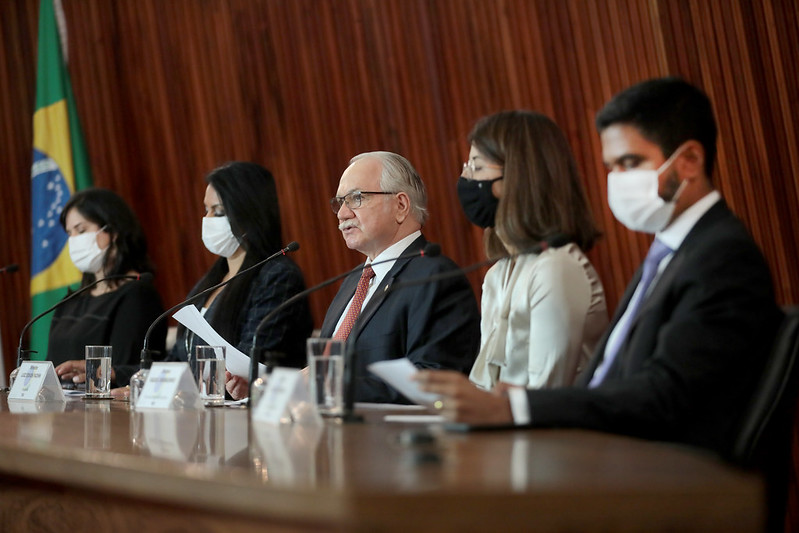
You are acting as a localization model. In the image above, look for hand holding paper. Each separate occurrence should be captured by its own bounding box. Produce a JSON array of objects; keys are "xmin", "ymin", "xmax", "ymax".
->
[
  {"xmin": 367, "ymin": 358, "xmax": 441, "ymax": 406},
  {"xmin": 172, "ymin": 306, "xmax": 265, "ymax": 379}
]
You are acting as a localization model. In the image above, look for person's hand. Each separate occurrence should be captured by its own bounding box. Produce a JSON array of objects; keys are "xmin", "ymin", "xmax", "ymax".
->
[
  {"xmin": 55, "ymin": 360, "xmax": 86, "ymax": 383},
  {"xmin": 225, "ymin": 371, "xmax": 249, "ymax": 400},
  {"xmin": 414, "ymin": 370, "xmax": 513, "ymax": 425},
  {"xmin": 110, "ymin": 386, "xmax": 130, "ymax": 401}
]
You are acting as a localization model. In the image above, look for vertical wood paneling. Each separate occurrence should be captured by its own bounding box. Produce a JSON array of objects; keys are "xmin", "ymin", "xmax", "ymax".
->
[
  {"xmin": 1, "ymin": 1, "xmax": 797, "ymax": 528},
  {"xmin": 0, "ymin": 1, "xmax": 38, "ymax": 381}
]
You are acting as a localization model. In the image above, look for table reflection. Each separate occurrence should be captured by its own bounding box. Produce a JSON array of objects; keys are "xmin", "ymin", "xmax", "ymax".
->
[
  {"xmin": 133, "ymin": 409, "xmax": 236, "ymax": 464},
  {"xmin": 7, "ymin": 399, "xmax": 66, "ymax": 415},
  {"xmin": 249, "ymin": 421, "xmax": 324, "ymax": 486},
  {"xmin": 84, "ymin": 400, "xmax": 111, "ymax": 450}
]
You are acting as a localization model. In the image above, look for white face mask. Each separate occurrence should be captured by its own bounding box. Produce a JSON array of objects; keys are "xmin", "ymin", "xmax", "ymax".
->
[
  {"xmin": 68, "ymin": 227, "xmax": 107, "ymax": 273},
  {"xmin": 202, "ymin": 216, "xmax": 240, "ymax": 258},
  {"xmin": 607, "ymin": 146, "xmax": 688, "ymax": 233}
]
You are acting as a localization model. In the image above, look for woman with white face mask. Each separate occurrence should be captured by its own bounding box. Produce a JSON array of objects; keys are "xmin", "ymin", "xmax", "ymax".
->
[
  {"xmin": 51, "ymin": 188, "xmax": 167, "ymax": 387},
  {"xmin": 168, "ymin": 162, "xmax": 313, "ymax": 396}
]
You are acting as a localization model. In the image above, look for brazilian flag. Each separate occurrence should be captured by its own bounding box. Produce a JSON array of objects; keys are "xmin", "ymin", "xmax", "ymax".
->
[{"xmin": 30, "ymin": 0, "xmax": 92, "ymax": 360}]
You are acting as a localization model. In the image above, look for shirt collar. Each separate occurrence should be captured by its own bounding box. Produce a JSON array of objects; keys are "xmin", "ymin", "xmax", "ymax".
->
[
  {"xmin": 657, "ymin": 190, "xmax": 721, "ymax": 251},
  {"xmin": 367, "ymin": 230, "xmax": 422, "ymax": 281}
]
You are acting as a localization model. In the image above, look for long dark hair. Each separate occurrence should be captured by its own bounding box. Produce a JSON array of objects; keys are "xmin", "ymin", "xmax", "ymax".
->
[
  {"xmin": 183, "ymin": 161, "xmax": 284, "ymax": 345},
  {"xmin": 60, "ymin": 188, "xmax": 154, "ymax": 288},
  {"xmin": 468, "ymin": 110, "xmax": 600, "ymax": 259}
]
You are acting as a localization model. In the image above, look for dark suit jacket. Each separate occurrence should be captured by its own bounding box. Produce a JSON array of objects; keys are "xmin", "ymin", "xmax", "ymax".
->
[
  {"xmin": 525, "ymin": 200, "xmax": 782, "ymax": 456},
  {"xmin": 321, "ymin": 235, "xmax": 481, "ymax": 403}
]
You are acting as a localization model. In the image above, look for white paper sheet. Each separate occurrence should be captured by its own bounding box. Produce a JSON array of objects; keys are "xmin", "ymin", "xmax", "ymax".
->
[
  {"xmin": 367, "ymin": 358, "xmax": 440, "ymax": 406},
  {"xmin": 354, "ymin": 402, "xmax": 426, "ymax": 411},
  {"xmin": 383, "ymin": 415, "xmax": 444, "ymax": 423},
  {"xmin": 172, "ymin": 305, "xmax": 265, "ymax": 379}
]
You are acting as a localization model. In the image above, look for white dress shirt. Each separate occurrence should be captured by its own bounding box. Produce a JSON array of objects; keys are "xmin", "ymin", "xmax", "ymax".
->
[{"xmin": 332, "ymin": 230, "xmax": 422, "ymax": 334}]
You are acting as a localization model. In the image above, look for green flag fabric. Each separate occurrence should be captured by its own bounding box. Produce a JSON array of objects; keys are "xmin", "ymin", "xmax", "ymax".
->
[{"xmin": 29, "ymin": 0, "xmax": 92, "ymax": 360}]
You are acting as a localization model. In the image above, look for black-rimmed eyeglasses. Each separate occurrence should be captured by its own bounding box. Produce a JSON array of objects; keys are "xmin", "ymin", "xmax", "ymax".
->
[{"xmin": 330, "ymin": 190, "xmax": 395, "ymax": 214}]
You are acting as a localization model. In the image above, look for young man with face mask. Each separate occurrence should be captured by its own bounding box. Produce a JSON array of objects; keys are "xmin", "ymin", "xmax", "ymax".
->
[{"xmin": 416, "ymin": 77, "xmax": 783, "ymax": 460}]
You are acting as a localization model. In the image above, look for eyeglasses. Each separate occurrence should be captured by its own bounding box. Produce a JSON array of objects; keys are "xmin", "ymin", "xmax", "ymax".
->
[
  {"xmin": 462, "ymin": 160, "xmax": 503, "ymax": 180},
  {"xmin": 330, "ymin": 190, "xmax": 395, "ymax": 214}
]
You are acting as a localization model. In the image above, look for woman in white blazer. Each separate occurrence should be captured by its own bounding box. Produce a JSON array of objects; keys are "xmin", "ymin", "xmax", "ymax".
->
[{"xmin": 456, "ymin": 110, "xmax": 608, "ymax": 390}]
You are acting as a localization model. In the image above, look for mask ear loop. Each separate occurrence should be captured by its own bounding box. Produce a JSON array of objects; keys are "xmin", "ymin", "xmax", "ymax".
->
[
  {"xmin": 95, "ymin": 224, "xmax": 112, "ymax": 248},
  {"xmin": 655, "ymin": 143, "xmax": 690, "ymax": 175},
  {"xmin": 96, "ymin": 224, "xmax": 116, "ymax": 282},
  {"xmin": 668, "ymin": 177, "xmax": 689, "ymax": 204},
  {"xmin": 656, "ymin": 143, "xmax": 691, "ymax": 203}
]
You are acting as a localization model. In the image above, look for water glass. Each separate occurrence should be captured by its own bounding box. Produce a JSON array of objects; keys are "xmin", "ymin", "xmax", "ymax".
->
[
  {"xmin": 307, "ymin": 338, "xmax": 344, "ymax": 416},
  {"xmin": 196, "ymin": 345, "xmax": 225, "ymax": 407},
  {"xmin": 85, "ymin": 345, "xmax": 112, "ymax": 399}
]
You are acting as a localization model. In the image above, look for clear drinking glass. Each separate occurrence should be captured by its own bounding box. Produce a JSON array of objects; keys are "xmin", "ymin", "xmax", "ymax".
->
[
  {"xmin": 85, "ymin": 345, "xmax": 112, "ymax": 399},
  {"xmin": 196, "ymin": 345, "xmax": 225, "ymax": 407},
  {"xmin": 307, "ymin": 338, "xmax": 344, "ymax": 416}
]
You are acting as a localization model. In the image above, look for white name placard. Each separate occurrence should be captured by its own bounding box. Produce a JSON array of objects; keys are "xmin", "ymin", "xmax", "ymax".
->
[
  {"xmin": 253, "ymin": 368, "xmax": 320, "ymax": 426},
  {"xmin": 8, "ymin": 361, "xmax": 66, "ymax": 402},
  {"xmin": 135, "ymin": 362, "xmax": 202, "ymax": 410}
]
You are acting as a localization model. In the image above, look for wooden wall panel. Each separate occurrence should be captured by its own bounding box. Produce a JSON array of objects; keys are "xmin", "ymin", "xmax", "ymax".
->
[
  {"xmin": 1, "ymin": 0, "xmax": 798, "ymax": 528},
  {"xmin": 0, "ymin": 1, "xmax": 38, "ymax": 380}
]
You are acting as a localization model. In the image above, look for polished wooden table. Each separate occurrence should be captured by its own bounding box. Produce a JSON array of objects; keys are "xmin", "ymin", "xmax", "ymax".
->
[{"xmin": 0, "ymin": 393, "xmax": 764, "ymax": 532}]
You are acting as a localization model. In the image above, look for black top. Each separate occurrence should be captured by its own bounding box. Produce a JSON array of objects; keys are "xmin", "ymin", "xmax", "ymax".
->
[{"xmin": 48, "ymin": 279, "xmax": 167, "ymax": 386}]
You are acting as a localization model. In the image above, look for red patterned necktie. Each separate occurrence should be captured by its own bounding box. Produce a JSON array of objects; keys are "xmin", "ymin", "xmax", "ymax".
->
[{"xmin": 333, "ymin": 265, "xmax": 375, "ymax": 340}]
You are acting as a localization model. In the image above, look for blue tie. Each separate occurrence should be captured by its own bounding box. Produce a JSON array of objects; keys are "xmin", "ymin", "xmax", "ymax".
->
[{"xmin": 589, "ymin": 239, "xmax": 673, "ymax": 387}]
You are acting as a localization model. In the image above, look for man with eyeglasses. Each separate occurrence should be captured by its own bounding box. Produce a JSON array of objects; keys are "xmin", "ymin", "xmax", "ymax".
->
[{"xmin": 321, "ymin": 151, "xmax": 480, "ymax": 403}]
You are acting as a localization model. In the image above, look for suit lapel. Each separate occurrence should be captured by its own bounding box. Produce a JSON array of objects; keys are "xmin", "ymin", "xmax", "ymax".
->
[
  {"xmin": 348, "ymin": 235, "xmax": 427, "ymax": 341},
  {"xmin": 320, "ymin": 272, "xmax": 361, "ymax": 337},
  {"xmin": 578, "ymin": 267, "xmax": 642, "ymax": 386},
  {"xmin": 350, "ymin": 272, "xmax": 396, "ymax": 339},
  {"xmin": 624, "ymin": 201, "xmax": 729, "ymax": 335},
  {"xmin": 585, "ymin": 201, "xmax": 730, "ymax": 383}
]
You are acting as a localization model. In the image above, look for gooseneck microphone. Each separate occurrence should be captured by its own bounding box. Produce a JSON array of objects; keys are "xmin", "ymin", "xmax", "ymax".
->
[
  {"xmin": 388, "ymin": 234, "xmax": 571, "ymax": 291},
  {"xmin": 16, "ymin": 272, "xmax": 154, "ymax": 367},
  {"xmin": 247, "ymin": 242, "xmax": 441, "ymax": 404},
  {"xmin": 0, "ymin": 264, "xmax": 19, "ymax": 274},
  {"xmin": 139, "ymin": 241, "xmax": 300, "ymax": 367}
]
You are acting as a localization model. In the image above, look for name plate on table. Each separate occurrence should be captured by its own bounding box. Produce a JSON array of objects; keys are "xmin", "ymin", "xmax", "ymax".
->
[
  {"xmin": 135, "ymin": 362, "xmax": 202, "ymax": 410},
  {"xmin": 252, "ymin": 368, "xmax": 321, "ymax": 426},
  {"xmin": 8, "ymin": 361, "xmax": 66, "ymax": 402}
]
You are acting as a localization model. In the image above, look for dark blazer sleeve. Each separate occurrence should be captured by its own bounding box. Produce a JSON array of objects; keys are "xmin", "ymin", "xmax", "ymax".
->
[
  {"xmin": 235, "ymin": 257, "xmax": 313, "ymax": 369},
  {"xmin": 525, "ymin": 203, "xmax": 782, "ymax": 456}
]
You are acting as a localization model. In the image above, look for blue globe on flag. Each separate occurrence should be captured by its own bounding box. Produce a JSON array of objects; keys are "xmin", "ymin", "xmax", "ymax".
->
[{"xmin": 31, "ymin": 148, "xmax": 70, "ymax": 276}]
